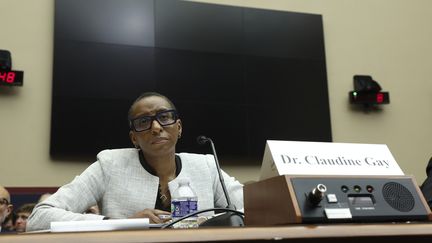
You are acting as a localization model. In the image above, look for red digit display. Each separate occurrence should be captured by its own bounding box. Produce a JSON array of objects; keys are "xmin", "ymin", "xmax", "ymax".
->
[
  {"xmin": 0, "ymin": 70, "xmax": 24, "ymax": 86},
  {"xmin": 349, "ymin": 91, "xmax": 389, "ymax": 105},
  {"xmin": 376, "ymin": 93, "xmax": 384, "ymax": 103},
  {"xmin": 6, "ymin": 72, "xmax": 15, "ymax": 83},
  {"xmin": 0, "ymin": 71, "xmax": 6, "ymax": 81}
]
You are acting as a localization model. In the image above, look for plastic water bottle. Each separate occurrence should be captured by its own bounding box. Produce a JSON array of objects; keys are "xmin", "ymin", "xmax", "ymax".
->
[{"xmin": 171, "ymin": 178, "xmax": 198, "ymax": 228}]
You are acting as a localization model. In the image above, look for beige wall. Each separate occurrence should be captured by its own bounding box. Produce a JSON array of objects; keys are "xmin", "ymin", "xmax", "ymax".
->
[{"xmin": 1, "ymin": 0, "xmax": 431, "ymax": 186}]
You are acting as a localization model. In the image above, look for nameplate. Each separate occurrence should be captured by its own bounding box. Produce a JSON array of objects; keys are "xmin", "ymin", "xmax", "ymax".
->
[{"xmin": 260, "ymin": 140, "xmax": 404, "ymax": 180}]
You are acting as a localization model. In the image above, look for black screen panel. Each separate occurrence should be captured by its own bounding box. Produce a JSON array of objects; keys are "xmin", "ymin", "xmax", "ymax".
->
[{"xmin": 51, "ymin": 0, "xmax": 332, "ymax": 164}]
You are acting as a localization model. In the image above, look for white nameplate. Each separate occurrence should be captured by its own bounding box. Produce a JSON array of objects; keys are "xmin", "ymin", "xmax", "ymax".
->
[{"xmin": 260, "ymin": 140, "xmax": 404, "ymax": 180}]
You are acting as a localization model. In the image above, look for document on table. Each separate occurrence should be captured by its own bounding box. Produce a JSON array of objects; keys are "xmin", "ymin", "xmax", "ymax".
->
[{"xmin": 50, "ymin": 218, "xmax": 162, "ymax": 232}]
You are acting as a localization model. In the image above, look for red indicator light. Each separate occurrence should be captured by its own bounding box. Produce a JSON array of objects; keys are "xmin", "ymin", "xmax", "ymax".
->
[{"xmin": 376, "ymin": 93, "xmax": 384, "ymax": 103}]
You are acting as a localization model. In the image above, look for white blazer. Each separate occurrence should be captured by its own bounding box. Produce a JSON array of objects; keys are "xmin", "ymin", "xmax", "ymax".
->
[{"xmin": 27, "ymin": 149, "xmax": 244, "ymax": 231}]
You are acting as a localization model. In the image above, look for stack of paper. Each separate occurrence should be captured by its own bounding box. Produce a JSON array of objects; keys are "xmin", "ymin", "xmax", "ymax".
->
[{"xmin": 50, "ymin": 218, "xmax": 158, "ymax": 233}]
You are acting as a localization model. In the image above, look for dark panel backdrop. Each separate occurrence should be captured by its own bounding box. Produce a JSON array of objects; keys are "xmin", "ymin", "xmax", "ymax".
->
[{"xmin": 51, "ymin": 0, "xmax": 332, "ymax": 164}]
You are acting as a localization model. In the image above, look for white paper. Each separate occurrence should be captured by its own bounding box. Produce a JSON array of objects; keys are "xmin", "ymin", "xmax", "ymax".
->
[{"xmin": 50, "ymin": 218, "xmax": 153, "ymax": 233}]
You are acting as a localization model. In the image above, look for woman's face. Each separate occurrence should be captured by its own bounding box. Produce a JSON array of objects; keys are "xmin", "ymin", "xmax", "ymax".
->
[{"xmin": 129, "ymin": 96, "xmax": 182, "ymax": 158}]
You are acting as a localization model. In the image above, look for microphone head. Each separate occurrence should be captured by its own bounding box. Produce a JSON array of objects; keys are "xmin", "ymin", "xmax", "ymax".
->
[{"xmin": 197, "ymin": 135, "xmax": 209, "ymax": 145}]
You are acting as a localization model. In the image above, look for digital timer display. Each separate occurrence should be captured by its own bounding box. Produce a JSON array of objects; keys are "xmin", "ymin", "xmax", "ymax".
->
[
  {"xmin": 349, "ymin": 91, "xmax": 390, "ymax": 105},
  {"xmin": 0, "ymin": 70, "xmax": 24, "ymax": 86}
]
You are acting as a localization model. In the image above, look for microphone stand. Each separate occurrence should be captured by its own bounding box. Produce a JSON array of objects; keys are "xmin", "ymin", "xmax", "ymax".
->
[{"xmin": 197, "ymin": 136, "xmax": 244, "ymax": 227}]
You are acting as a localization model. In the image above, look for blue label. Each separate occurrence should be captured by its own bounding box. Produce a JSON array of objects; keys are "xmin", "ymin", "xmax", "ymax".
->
[
  {"xmin": 189, "ymin": 200, "xmax": 197, "ymax": 212},
  {"xmin": 171, "ymin": 199, "xmax": 198, "ymax": 218}
]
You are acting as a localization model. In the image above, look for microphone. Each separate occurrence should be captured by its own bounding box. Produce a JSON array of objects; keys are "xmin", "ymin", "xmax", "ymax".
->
[
  {"xmin": 196, "ymin": 135, "xmax": 232, "ymax": 207},
  {"xmin": 196, "ymin": 135, "xmax": 208, "ymax": 145},
  {"xmin": 196, "ymin": 135, "xmax": 244, "ymax": 227}
]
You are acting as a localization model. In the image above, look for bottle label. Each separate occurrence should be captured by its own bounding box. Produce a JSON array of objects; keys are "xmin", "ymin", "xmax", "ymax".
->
[
  {"xmin": 171, "ymin": 199, "xmax": 198, "ymax": 218},
  {"xmin": 189, "ymin": 200, "xmax": 197, "ymax": 212}
]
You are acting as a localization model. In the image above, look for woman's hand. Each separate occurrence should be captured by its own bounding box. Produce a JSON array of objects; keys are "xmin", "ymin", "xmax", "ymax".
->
[{"xmin": 129, "ymin": 209, "xmax": 171, "ymax": 224}]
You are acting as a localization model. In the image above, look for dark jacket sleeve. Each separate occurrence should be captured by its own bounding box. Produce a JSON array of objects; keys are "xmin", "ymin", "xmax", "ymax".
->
[{"xmin": 420, "ymin": 157, "xmax": 432, "ymax": 208}]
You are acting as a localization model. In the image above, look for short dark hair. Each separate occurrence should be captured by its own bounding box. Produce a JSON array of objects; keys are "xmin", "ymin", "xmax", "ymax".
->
[
  {"xmin": 127, "ymin": 92, "xmax": 178, "ymax": 126},
  {"xmin": 15, "ymin": 203, "xmax": 36, "ymax": 214}
]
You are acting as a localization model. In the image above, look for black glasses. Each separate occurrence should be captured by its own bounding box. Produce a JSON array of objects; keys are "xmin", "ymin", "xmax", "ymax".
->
[
  {"xmin": 129, "ymin": 109, "xmax": 178, "ymax": 132},
  {"xmin": 0, "ymin": 198, "xmax": 9, "ymax": 206}
]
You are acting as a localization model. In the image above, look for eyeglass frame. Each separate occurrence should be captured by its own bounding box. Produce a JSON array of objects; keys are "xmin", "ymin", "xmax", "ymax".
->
[
  {"xmin": 0, "ymin": 198, "xmax": 9, "ymax": 206},
  {"xmin": 129, "ymin": 109, "xmax": 179, "ymax": 132}
]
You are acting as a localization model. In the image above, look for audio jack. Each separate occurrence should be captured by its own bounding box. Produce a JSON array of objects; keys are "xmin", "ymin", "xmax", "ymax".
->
[{"xmin": 308, "ymin": 184, "xmax": 327, "ymax": 206}]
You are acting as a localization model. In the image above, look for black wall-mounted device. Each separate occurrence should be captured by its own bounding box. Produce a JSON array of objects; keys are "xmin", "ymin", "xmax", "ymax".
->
[
  {"xmin": 349, "ymin": 75, "xmax": 389, "ymax": 107},
  {"xmin": 0, "ymin": 50, "xmax": 24, "ymax": 86}
]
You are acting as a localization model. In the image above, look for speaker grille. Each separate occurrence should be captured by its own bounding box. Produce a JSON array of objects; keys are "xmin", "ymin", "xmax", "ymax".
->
[{"xmin": 382, "ymin": 182, "xmax": 415, "ymax": 212}]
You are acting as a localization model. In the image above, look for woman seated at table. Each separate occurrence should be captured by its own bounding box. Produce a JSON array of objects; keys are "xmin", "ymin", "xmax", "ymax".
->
[{"xmin": 27, "ymin": 92, "xmax": 243, "ymax": 231}]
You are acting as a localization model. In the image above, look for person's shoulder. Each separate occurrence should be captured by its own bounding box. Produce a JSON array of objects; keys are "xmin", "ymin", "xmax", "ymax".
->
[
  {"xmin": 97, "ymin": 148, "xmax": 138, "ymax": 157},
  {"xmin": 178, "ymin": 152, "xmax": 215, "ymax": 167},
  {"xmin": 96, "ymin": 148, "xmax": 139, "ymax": 165},
  {"xmin": 178, "ymin": 152, "xmax": 209, "ymax": 160}
]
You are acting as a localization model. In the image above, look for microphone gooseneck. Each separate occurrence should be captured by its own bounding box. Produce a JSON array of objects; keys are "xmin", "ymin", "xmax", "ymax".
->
[
  {"xmin": 197, "ymin": 135, "xmax": 233, "ymax": 208},
  {"xmin": 195, "ymin": 135, "xmax": 244, "ymax": 227}
]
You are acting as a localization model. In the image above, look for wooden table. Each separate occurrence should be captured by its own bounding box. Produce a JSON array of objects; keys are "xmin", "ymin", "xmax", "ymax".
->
[{"xmin": 2, "ymin": 223, "xmax": 432, "ymax": 243}]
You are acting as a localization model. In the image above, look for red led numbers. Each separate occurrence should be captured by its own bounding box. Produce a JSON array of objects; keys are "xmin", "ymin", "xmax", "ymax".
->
[
  {"xmin": 0, "ymin": 71, "xmax": 6, "ymax": 81},
  {"xmin": 6, "ymin": 72, "xmax": 15, "ymax": 83},
  {"xmin": 0, "ymin": 71, "xmax": 16, "ymax": 83},
  {"xmin": 0, "ymin": 70, "xmax": 23, "ymax": 86}
]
